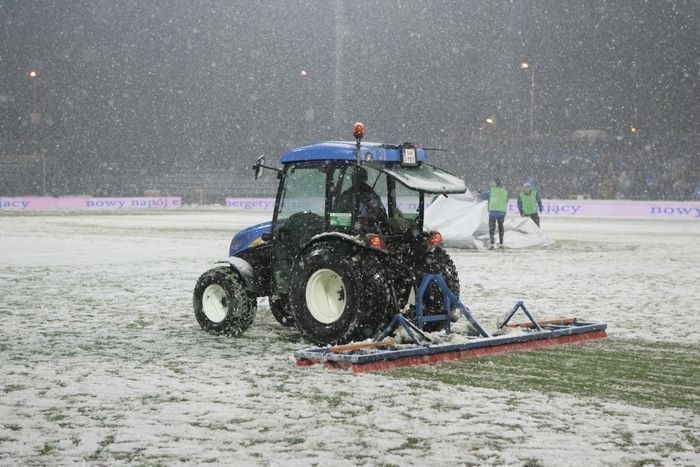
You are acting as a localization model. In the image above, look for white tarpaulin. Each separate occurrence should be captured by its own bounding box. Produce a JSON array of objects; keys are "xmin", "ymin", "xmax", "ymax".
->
[{"xmin": 424, "ymin": 191, "xmax": 552, "ymax": 249}]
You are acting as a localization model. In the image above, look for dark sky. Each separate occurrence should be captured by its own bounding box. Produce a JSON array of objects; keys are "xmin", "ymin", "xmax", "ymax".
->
[{"xmin": 0, "ymin": 0, "xmax": 698, "ymax": 170}]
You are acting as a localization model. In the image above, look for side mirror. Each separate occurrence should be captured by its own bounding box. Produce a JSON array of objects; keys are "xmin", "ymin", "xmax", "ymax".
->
[
  {"xmin": 253, "ymin": 155, "xmax": 266, "ymax": 180},
  {"xmin": 253, "ymin": 155, "xmax": 282, "ymax": 179}
]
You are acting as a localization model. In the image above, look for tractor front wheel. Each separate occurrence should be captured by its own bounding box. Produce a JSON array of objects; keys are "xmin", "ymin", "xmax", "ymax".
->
[{"xmin": 193, "ymin": 267, "xmax": 256, "ymax": 336}]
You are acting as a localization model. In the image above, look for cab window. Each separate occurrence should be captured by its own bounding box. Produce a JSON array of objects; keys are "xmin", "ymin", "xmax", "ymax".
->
[
  {"xmin": 277, "ymin": 165, "xmax": 326, "ymax": 221},
  {"xmin": 330, "ymin": 165, "xmax": 388, "ymax": 230},
  {"xmin": 392, "ymin": 181, "xmax": 420, "ymax": 220}
]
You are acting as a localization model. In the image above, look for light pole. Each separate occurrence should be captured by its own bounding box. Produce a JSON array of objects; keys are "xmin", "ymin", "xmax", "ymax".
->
[
  {"xmin": 333, "ymin": 0, "xmax": 345, "ymax": 134},
  {"xmin": 300, "ymin": 67, "xmax": 314, "ymax": 136},
  {"xmin": 521, "ymin": 62, "xmax": 535, "ymax": 139},
  {"xmin": 28, "ymin": 69, "xmax": 41, "ymax": 125},
  {"xmin": 28, "ymin": 69, "xmax": 45, "ymax": 195}
]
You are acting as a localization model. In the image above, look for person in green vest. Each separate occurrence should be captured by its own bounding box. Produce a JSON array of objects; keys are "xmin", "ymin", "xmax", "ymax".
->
[
  {"xmin": 479, "ymin": 178, "xmax": 508, "ymax": 249},
  {"xmin": 517, "ymin": 182, "xmax": 543, "ymax": 227}
]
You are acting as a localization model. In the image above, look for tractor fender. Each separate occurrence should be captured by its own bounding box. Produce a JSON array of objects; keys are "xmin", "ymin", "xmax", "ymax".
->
[
  {"xmin": 297, "ymin": 231, "xmax": 389, "ymax": 258},
  {"xmin": 214, "ymin": 256, "xmax": 264, "ymax": 295}
]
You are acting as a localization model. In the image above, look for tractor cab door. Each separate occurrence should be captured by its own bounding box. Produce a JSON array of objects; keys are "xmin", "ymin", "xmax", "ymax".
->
[
  {"xmin": 271, "ymin": 163, "xmax": 394, "ymax": 294},
  {"xmin": 270, "ymin": 164, "xmax": 328, "ymax": 294}
]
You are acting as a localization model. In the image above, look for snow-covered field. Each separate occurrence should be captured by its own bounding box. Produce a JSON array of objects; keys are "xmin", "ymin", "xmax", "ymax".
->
[{"xmin": 1, "ymin": 208, "xmax": 698, "ymax": 465}]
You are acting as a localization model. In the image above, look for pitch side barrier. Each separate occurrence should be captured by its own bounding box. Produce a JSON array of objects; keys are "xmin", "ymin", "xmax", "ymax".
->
[
  {"xmin": 0, "ymin": 196, "xmax": 182, "ymax": 211},
  {"xmin": 3, "ymin": 196, "xmax": 698, "ymax": 219},
  {"xmin": 224, "ymin": 197, "xmax": 700, "ymax": 220}
]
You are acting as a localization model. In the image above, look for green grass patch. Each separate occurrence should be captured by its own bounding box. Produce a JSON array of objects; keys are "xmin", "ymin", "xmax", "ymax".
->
[
  {"xmin": 387, "ymin": 436, "xmax": 429, "ymax": 453},
  {"xmin": 1, "ymin": 384, "xmax": 25, "ymax": 393},
  {"xmin": 303, "ymin": 390, "xmax": 350, "ymax": 409},
  {"xmin": 38, "ymin": 442, "xmax": 56, "ymax": 456},
  {"xmin": 284, "ymin": 436, "xmax": 305, "ymax": 445},
  {"xmin": 683, "ymin": 430, "xmax": 699, "ymax": 449},
  {"xmin": 85, "ymin": 434, "xmax": 115, "ymax": 462},
  {"xmin": 387, "ymin": 338, "xmax": 699, "ymax": 412}
]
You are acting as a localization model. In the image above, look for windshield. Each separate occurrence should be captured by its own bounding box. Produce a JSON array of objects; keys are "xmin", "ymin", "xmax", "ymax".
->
[{"xmin": 381, "ymin": 163, "xmax": 466, "ymax": 194}]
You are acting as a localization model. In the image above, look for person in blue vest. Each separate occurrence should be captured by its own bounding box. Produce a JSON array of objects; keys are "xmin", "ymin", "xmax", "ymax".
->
[
  {"xmin": 479, "ymin": 178, "xmax": 508, "ymax": 249},
  {"xmin": 517, "ymin": 182, "xmax": 543, "ymax": 227}
]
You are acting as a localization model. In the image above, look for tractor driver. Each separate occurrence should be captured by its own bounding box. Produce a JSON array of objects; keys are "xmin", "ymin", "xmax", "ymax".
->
[{"xmin": 335, "ymin": 166, "xmax": 388, "ymax": 231}]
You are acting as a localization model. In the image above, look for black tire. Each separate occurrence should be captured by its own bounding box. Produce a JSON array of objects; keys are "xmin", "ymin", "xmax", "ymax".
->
[
  {"xmin": 269, "ymin": 294, "xmax": 295, "ymax": 327},
  {"xmin": 193, "ymin": 267, "xmax": 256, "ymax": 336},
  {"xmin": 416, "ymin": 247, "xmax": 460, "ymax": 332},
  {"xmin": 289, "ymin": 241, "xmax": 391, "ymax": 345}
]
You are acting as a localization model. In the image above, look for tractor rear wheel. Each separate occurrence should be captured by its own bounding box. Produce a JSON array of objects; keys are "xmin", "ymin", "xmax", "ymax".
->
[
  {"xmin": 289, "ymin": 241, "xmax": 391, "ymax": 345},
  {"xmin": 416, "ymin": 247, "xmax": 460, "ymax": 332},
  {"xmin": 193, "ymin": 267, "xmax": 256, "ymax": 336}
]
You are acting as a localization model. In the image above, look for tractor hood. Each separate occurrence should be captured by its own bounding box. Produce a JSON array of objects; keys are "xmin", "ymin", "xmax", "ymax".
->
[
  {"xmin": 381, "ymin": 164, "xmax": 466, "ymax": 194},
  {"xmin": 229, "ymin": 220, "xmax": 272, "ymax": 256}
]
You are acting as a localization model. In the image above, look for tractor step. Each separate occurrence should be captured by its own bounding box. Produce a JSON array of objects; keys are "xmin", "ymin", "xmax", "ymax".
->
[{"xmin": 293, "ymin": 274, "xmax": 608, "ymax": 372}]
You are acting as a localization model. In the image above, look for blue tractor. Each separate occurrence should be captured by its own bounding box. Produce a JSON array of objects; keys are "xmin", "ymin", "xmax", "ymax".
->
[{"xmin": 193, "ymin": 123, "xmax": 466, "ymax": 345}]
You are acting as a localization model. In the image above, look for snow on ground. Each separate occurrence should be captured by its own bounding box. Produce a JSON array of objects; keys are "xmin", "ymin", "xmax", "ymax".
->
[{"xmin": 0, "ymin": 208, "xmax": 698, "ymax": 465}]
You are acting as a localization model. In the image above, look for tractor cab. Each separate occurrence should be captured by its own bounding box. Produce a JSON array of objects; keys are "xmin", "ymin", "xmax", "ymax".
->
[{"xmin": 259, "ymin": 129, "xmax": 465, "ymax": 298}]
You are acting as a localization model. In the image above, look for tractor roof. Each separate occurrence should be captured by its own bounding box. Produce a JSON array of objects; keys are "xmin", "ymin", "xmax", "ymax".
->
[
  {"xmin": 277, "ymin": 140, "xmax": 465, "ymax": 194},
  {"xmin": 279, "ymin": 141, "xmax": 428, "ymax": 164}
]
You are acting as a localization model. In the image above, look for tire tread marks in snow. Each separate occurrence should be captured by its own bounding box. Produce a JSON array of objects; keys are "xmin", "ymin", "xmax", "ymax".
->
[{"xmin": 193, "ymin": 266, "xmax": 256, "ymax": 336}]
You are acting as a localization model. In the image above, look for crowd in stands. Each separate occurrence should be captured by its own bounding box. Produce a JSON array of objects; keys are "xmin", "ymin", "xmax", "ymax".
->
[
  {"xmin": 2, "ymin": 133, "xmax": 698, "ymax": 202},
  {"xmin": 452, "ymin": 134, "xmax": 699, "ymax": 201}
]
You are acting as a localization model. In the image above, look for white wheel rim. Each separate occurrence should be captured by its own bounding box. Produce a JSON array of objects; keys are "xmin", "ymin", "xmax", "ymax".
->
[
  {"xmin": 202, "ymin": 284, "xmax": 228, "ymax": 323},
  {"xmin": 305, "ymin": 269, "xmax": 346, "ymax": 324}
]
